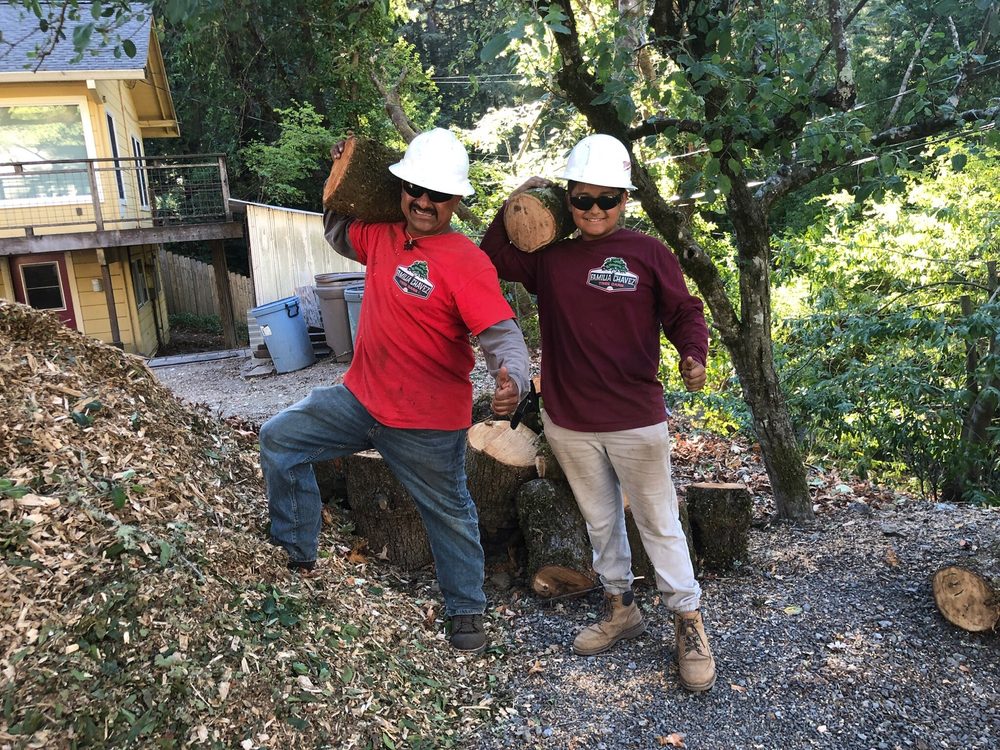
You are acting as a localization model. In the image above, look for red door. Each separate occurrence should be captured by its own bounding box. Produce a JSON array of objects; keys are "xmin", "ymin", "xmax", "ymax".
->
[{"xmin": 10, "ymin": 252, "xmax": 78, "ymax": 330}]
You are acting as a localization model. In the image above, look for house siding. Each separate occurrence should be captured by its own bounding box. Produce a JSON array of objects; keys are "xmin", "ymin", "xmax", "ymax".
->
[{"xmin": 246, "ymin": 203, "xmax": 363, "ymax": 306}]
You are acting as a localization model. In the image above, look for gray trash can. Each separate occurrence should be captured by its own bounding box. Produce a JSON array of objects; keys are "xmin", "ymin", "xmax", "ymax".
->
[
  {"xmin": 344, "ymin": 282, "xmax": 365, "ymax": 347},
  {"xmin": 314, "ymin": 272, "xmax": 365, "ymax": 362}
]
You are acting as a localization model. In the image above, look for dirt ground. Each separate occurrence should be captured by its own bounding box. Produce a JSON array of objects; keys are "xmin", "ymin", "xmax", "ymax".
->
[{"xmin": 151, "ymin": 354, "xmax": 350, "ymax": 425}]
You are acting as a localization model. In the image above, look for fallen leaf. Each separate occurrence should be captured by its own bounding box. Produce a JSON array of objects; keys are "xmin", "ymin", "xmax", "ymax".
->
[
  {"xmin": 884, "ymin": 547, "xmax": 900, "ymax": 568},
  {"xmin": 784, "ymin": 605, "xmax": 803, "ymax": 616},
  {"xmin": 527, "ymin": 660, "xmax": 545, "ymax": 675},
  {"xmin": 730, "ymin": 683, "xmax": 747, "ymax": 693},
  {"xmin": 656, "ymin": 733, "xmax": 686, "ymax": 747}
]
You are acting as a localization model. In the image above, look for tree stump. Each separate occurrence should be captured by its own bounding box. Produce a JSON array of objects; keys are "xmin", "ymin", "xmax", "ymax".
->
[
  {"xmin": 534, "ymin": 434, "xmax": 565, "ymax": 483},
  {"xmin": 503, "ymin": 186, "xmax": 575, "ymax": 253},
  {"xmin": 685, "ymin": 482, "xmax": 752, "ymax": 571},
  {"xmin": 322, "ymin": 135, "xmax": 404, "ymax": 223},
  {"xmin": 516, "ymin": 478, "xmax": 595, "ymax": 598},
  {"xmin": 466, "ymin": 420, "xmax": 539, "ymax": 534},
  {"xmin": 625, "ymin": 496, "xmax": 699, "ymax": 583},
  {"xmin": 932, "ymin": 565, "xmax": 999, "ymax": 632},
  {"xmin": 314, "ymin": 457, "xmax": 346, "ymax": 504},
  {"xmin": 344, "ymin": 450, "xmax": 432, "ymax": 570}
]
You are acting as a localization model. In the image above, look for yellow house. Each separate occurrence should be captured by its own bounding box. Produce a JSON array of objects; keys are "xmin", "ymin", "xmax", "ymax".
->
[{"xmin": 0, "ymin": 3, "xmax": 242, "ymax": 356}]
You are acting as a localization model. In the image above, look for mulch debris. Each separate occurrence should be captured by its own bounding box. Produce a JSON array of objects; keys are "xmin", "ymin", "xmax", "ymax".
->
[{"xmin": 0, "ymin": 301, "xmax": 507, "ymax": 748}]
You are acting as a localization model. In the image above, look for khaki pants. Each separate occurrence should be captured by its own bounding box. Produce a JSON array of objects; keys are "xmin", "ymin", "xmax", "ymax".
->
[{"xmin": 543, "ymin": 413, "xmax": 700, "ymax": 612}]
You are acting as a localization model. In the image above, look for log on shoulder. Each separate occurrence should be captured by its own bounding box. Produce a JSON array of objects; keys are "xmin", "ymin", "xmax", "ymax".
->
[
  {"xmin": 466, "ymin": 420, "xmax": 539, "ymax": 534},
  {"xmin": 516, "ymin": 478, "xmax": 595, "ymax": 598},
  {"xmin": 322, "ymin": 135, "xmax": 405, "ymax": 223},
  {"xmin": 932, "ymin": 564, "xmax": 999, "ymax": 633},
  {"xmin": 344, "ymin": 449, "xmax": 432, "ymax": 571},
  {"xmin": 503, "ymin": 186, "xmax": 575, "ymax": 253},
  {"xmin": 685, "ymin": 482, "xmax": 752, "ymax": 572}
]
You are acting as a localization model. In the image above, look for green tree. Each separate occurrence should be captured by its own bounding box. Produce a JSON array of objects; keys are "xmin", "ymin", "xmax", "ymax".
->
[
  {"xmin": 240, "ymin": 102, "xmax": 333, "ymax": 207},
  {"xmin": 486, "ymin": 0, "xmax": 999, "ymax": 519},
  {"xmin": 775, "ymin": 143, "xmax": 1000, "ymax": 503}
]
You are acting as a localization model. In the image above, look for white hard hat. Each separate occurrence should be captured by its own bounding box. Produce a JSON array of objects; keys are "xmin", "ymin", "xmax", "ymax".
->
[
  {"xmin": 560, "ymin": 134, "xmax": 636, "ymax": 190},
  {"xmin": 389, "ymin": 128, "xmax": 475, "ymax": 197}
]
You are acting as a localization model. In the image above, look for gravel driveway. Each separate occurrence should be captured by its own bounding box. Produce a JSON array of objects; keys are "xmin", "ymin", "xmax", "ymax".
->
[{"xmin": 152, "ymin": 353, "xmax": 1000, "ymax": 750}]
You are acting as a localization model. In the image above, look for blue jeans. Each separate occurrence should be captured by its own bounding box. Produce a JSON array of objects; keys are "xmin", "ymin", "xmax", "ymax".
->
[{"xmin": 259, "ymin": 384, "xmax": 486, "ymax": 616}]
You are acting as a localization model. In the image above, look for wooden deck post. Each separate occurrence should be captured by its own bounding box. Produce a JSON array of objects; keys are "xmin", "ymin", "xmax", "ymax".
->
[{"xmin": 210, "ymin": 239, "xmax": 238, "ymax": 349}]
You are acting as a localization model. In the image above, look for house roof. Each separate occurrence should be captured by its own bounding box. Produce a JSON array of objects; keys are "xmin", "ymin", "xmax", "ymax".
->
[{"xmin": 0, "ymin": 2, "xmax": 179, "ymax": 137}]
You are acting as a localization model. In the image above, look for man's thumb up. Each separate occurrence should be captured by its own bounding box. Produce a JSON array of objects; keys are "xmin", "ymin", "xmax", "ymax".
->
[{"xmin": 491, "ymin": 365, "xmax": 519, "ymax": 416}]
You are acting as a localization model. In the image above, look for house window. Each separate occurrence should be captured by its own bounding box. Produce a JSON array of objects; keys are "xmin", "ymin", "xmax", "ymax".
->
[
  {"xmin": 0, "ymin": 104, "xmax": 90, "ymax": 201},
  {"xmin": 131, "ymin": 257, "xmax": 150, "ymax": 307},
  {"xmin": 131, "ymin": 136, "xmax": 149, "ymax": 208},
  {"xmin": 106, "ymin": 114, "xmax": 126, "ymax": 201},
  {"xmin": 20, "ymin": 262, "xmax": 66, "ymax": 310}
]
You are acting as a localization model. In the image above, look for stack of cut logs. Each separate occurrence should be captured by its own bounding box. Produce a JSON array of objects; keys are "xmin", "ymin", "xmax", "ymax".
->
[{"xmin": 329, "ymin": 415, "xmax": 755, "ymax": 599}]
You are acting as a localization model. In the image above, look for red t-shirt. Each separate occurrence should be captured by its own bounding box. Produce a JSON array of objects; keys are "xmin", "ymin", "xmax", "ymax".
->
[{"xmin": 345, "ymin": 221, "xmax": 514, "ymax": 430}]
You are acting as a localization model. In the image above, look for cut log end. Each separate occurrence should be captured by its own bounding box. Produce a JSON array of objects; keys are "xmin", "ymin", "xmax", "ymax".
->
[
  {"xmin": 932, "ymin": 565, "xmax": 1000, "ymax": 633},
  {"xmin": 503, "ymin": 186, "xmax": 574, "ymax": 253},
  {"xmin": 531, "ymin": 565, "xmax": 595, "ymax": 599},
  {"xmin": 468, "ymin": 420, "xmax": 539, "ymax": 467}
]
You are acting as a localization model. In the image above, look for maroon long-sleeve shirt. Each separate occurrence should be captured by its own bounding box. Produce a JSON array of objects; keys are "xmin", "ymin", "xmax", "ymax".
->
[{"xmin": 480, "ymin": 209, "xmax": 709, "ymax": 432}]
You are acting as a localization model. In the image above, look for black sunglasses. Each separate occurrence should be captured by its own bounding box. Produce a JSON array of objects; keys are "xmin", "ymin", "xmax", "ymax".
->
[
  {"xmin": 569, "ymin": 192, "xmax": 624, "ymax": 211},
  {"xmin": 403, "ymin": 181, "xmax": 454, "ymax": 203}
]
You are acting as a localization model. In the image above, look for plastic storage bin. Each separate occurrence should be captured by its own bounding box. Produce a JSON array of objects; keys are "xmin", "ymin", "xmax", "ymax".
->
[
  {"xmin": 314, "ymin": 272, "xmax": 365, "ymax": 362},
  {"xmin": 250, "ymin": 295, "xmax": 316, "ymax": 373},
  {"xmin": 344, "ymin": 283, "xmax": 365, "ymax": 347}
]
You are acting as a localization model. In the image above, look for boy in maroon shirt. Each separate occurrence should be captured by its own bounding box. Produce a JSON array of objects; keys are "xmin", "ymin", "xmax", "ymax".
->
[{"xmin": 480, "ymin": 134, "xmax": 716, "ymax": 691}]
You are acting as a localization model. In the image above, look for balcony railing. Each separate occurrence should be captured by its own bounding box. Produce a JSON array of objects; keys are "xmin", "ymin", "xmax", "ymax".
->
[{"xmin": 0, "ymin": 154, "xmax": 233, "ymax": 236}]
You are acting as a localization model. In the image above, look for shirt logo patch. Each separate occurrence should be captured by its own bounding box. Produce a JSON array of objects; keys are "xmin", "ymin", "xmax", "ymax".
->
[
  {"xmin": 394, "ymin": 260, "xmax": 434, "ymax": 299},
  {"xmin": 587, "ymin": 257, "xmax": 638, "ymax": 293}
]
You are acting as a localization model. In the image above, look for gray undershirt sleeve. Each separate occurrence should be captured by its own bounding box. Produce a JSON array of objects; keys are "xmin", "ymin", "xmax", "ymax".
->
[
  {"xmin": 478, "ymin": 318, "xmax": 531, "ymax": 398},
  {"xmin": 323, "ymin": 209, "xmax": 358, "ymax": 261}
]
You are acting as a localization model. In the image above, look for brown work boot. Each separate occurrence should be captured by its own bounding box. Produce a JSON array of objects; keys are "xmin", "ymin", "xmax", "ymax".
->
[
  {"xmin": 573, "ymin": 590, "xmax": 645, "ymax": 655},
  {"xmin": 675, "ymin": 610, "xmax": 716, "ymax": 691}
]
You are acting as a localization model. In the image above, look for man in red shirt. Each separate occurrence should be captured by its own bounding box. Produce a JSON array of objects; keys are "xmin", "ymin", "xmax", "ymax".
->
[
  {"xmin": 480, "ymin": 134, "xmax": 716, "ymax": 690},
  {"xmin": 261, "ymin": 128, "xmax": 530, "ymax": 654}
]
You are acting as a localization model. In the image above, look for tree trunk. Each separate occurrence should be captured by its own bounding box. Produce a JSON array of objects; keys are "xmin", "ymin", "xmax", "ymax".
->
[
  {"xmin": 516, "ymin": 478, "xmax": 595, "ymax": 596},
  {"xmin": 466, "ymin": 420, "xmax": 539, "ymax": 534},
  {"xmin": 322, "ymin": 136, "xmax": 404, "ymax": 223},
  {"xmin": 344, "ymin": 449, "xmax": 432, "ymax": 570},
  {"xmin": 503, "ymin": 186, "xmax": 575, "ymax": 253},
  {"xmin": 723, "ymin": 185, "xmax": 814, "ymax": 520},
  {"xmin": 932, "ymin": 565, "xmax": 999, "ymax": 632},
  {"xmin": 685, "ymin": 482, "xmax": 752, "ymax": 571}
]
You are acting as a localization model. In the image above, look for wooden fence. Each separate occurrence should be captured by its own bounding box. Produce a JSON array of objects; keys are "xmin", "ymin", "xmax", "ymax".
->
[{"xmin": 158, "ymin": 249, "xmax": 254, "ymax": 320}]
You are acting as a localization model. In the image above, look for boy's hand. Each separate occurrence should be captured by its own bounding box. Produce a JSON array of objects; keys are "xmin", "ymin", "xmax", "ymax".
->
[
  {"xmin": 680, "ymin": 356, "xmax": 706, "ymax": 392},
  {"xmin": 510, "ymin": 176, "xmax": 555, "ymax": 198},
  {"xmin": 330, "ymin": 140, "xmax": 347, "ymax": 161},
  {"xmin": 491, "ymin": 365, "xmax": 521, "ymax": 416}
]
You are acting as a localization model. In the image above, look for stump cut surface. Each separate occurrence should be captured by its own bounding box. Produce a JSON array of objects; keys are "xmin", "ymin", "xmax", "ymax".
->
[{"xmin": 932, "ymin": 565, "xmax": 999, "ymax": 632}]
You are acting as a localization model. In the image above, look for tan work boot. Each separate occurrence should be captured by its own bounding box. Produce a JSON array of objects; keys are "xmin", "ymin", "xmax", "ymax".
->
[
  {"xmin": 573, "ymin": 590, "xmax": 645, "ymax": 655},
  {"xmin": 675, "ymin": 610, "xmax": 717, "ymax": 691}
]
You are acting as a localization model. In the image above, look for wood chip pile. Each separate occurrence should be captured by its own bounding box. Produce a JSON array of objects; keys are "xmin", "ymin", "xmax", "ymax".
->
[{"xmin": 0, "ymin": 301, "xmax": 507, "ymax": 749}]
